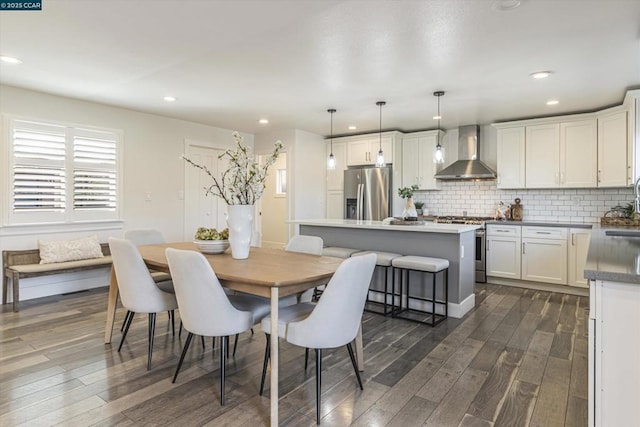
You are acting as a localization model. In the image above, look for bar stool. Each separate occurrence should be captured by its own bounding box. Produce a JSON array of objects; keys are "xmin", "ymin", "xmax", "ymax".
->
[
  {"xmin": 317, "ymin": 247, "xmax": 363, "ymax": 300},
  {"xmin": 352, "ymin": 250, "xmax": 402, "ymax": 315},
  {"xmin": 391, "ymin": 255, "xmax": 449, "ymax": 326}
]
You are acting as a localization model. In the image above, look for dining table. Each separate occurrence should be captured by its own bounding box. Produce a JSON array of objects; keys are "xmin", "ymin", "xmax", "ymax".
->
[{"xmin": 103, "ymin": 242, "xmax": 362, "ymax": 426}]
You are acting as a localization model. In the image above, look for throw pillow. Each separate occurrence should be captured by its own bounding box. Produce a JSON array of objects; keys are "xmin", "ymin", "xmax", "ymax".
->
[{"xmin": 39, "ymin": 235, "xmax": 104, "ymax": 264}]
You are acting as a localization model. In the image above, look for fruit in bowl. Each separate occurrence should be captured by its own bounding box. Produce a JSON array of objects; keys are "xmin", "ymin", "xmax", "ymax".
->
[{"xmin": 194, "ymin": 227, "xmax": 230, "ymax": 254}]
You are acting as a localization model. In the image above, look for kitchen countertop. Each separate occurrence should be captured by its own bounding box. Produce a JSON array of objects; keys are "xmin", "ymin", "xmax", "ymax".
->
[
  {"xmin": 584, "ymin": 227, "xmax": 640, "ymax": 284},
  {"xmin": 290, "ymin": 218, "xmax": 480, "ymax": 234}
]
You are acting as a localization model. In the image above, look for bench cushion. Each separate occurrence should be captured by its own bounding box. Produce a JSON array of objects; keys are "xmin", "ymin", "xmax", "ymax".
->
[
  {"xmin": 392, "ymin": 256, "xmax": 449, "ymax": 272},
  {"xmin": 39, "ymin": 235, "xmax": 104, "ymax": 264},
  {"xmin": 352, "ymin": 250, "xmax": 402, "ymax": 266},
  {"xmin": 9, "ymin": 255, "xmax": 112, "ymax": 274},
  {"xmin": 322, "ymin": 247, "xmax": 362, "ymax": 259}
]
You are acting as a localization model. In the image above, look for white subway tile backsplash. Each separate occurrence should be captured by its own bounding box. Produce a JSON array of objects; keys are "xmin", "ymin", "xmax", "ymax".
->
[{"xmin": 413, "ymin": 181, "xmax": 634, "ymax": 223}]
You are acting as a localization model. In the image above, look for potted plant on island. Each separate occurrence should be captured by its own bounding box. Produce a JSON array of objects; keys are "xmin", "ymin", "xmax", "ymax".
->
[
  {"xmin": 398, "ymin": 185, "xmax": 419, "ymax": 220},
  {"xmin": 414, "ymin": 201, "xmax": 425, "ymax": 216}
]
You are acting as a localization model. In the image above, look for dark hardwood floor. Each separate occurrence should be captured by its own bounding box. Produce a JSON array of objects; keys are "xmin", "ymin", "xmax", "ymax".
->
[{"xmin": 0, "ymin": 283, "xmax": 588, "ymax": 426}]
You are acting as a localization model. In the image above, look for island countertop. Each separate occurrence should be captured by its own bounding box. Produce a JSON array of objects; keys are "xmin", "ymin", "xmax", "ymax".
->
[
  {"xmin": 289, "ymin": 218, "xmax": 480, "ymax": 234},
  {"xmin": 584, "ymin": 228, "xmax": 640, "ymax": 284}
]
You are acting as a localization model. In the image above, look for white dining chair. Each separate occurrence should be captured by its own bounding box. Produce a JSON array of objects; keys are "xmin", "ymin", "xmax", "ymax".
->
[
  {"xmin": 109, "ymin": 237, "xmax": 178, "ymax": 370},
  {"xmin": 258, "ymin": 253, "xmax": 376, "ymax": 424},
  {"xmin": 123, "ymin": 229, "xmax": 174, "ymax": 333},
  {"xmin": 165, "ymin": 247, "xmax": 271, "ymax": 406},
  {"xmin": 285, "ymin": 235, "xmax": 324, "ymax": 303}
]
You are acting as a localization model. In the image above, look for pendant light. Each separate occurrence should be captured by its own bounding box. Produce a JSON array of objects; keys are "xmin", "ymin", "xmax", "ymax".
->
[
  {"xmin": 375, "ymin": 101, "xmax": 386, "ymax": 167},
  {"xmin": 433, "ymin": 91, "xmax": 445, "ymax": 164},
  {"xmin": 326, "ymin": 108, "xmax": 337, "ymax": 170}
]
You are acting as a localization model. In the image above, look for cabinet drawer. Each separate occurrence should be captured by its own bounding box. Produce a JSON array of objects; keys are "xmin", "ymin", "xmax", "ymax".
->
[
  {"xmin": 522, "ymin": 226, "xmax": 567, "ymax": 239},
  {"xmin": 487, "ymin": 225, "xmax": 521, "ymax": 237}
]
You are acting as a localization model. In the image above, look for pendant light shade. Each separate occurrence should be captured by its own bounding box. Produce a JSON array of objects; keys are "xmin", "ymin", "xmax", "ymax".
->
[
  {"xmin": 327, "ymin": 108, "xmax": 336, "ymax": 170},
  {"xmin": 433, "ymin": 91, "xmax": 445, "ymax": 164},
  {"xmin": 376, "ymin": 101, "xmax": 386, "ymax": 167}
]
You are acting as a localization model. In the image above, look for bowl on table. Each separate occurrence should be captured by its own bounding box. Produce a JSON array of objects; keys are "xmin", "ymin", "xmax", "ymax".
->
[{"xmin": 194, "ymin": 239, "xmax": 230, "ymax": 254}]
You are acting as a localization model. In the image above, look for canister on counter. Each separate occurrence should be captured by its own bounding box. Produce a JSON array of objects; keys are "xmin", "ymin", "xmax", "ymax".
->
[{"xmin": 511, "ymin": 198, "xmax": 523, "ymax": 221}]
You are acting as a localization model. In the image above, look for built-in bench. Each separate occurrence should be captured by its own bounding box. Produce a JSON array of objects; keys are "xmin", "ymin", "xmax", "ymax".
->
[{"xmin": 2, "ymin": 243, "xmax": 112, "ymax": 312}]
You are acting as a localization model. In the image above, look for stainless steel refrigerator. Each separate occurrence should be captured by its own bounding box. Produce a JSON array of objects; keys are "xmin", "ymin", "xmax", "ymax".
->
[{"xmin": 344, "ymin": 166, "xmax": 392, "ymax": 220}]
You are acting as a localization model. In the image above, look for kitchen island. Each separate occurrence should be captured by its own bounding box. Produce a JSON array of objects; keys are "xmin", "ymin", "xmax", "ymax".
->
[
  {"xmin": 292, "ymin": 219, "xmax": 480, "ymax": 318},
  {"xmin": 584, "ymin": 227, "xmax": 640, "ymax": 427}
]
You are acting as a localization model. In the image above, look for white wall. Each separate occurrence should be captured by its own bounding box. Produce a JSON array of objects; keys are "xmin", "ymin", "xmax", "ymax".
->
[{"xmin": 0, "ymin": 85, "xmax": 251, "ymax": 301}]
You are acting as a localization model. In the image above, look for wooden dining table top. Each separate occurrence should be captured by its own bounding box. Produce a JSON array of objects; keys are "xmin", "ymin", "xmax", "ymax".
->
[{"xmin": 136, "ymin": 242, "xmax": 343, "ymax": 298}]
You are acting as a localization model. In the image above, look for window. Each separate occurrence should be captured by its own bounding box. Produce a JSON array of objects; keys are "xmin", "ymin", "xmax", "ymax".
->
[
  {"xmin": 276, "ymin": 168, "xmax": 287, "ymax": 195},
  {"xmin": 6, "ymin": 118, "xmax": 121, "ymax": 225}
]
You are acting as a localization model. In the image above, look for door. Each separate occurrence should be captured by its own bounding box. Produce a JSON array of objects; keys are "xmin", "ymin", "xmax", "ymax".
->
[
  {"xmin": 184, "ymin": 144, "xmax": 226, "ymax": 240},
  {"xmin": 526, "ymin": 123, "xmax": 560, "ymax": 188},
  {"xmin": 496, "ymin": 126, "xmax": 526, "ymax": 188},
  {"xmin": 260, "ymin": 153, "xmax": 288, "ymax": 249},
  {"xmin": 598, "ymin": 110, "xmax": 628, "ymax": 187},
  {"xmin": 362, "ymin": 167, "xmax": 390, "ymax": 221},
  {"xmin": 560, "ymin": 119, "xmax": 597, "ymax": 187},
  {"xmin": 521, "ymin": 238, "xmax": 568, "ymax": 285}
]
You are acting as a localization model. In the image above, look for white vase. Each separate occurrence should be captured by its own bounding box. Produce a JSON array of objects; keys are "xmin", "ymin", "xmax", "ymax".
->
[
  {"xmin": 226, "ymin": 204, "xmax": 254, "ymax": 259},
  {"xmin": 402, "ymin": 197, "xmax": 418, "ymax": 219}
]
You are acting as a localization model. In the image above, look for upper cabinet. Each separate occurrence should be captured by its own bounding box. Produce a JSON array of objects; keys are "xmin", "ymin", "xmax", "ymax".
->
[
  {"xmin": 346, "ymin": 135, "xmax": 394, "ymax": 166},
  {"xmin": 496, "ymin": 127, "xmax": 525, "ymax": 189},
  {"xmin": 597, "ymin": 109, "xmax": 628, "ymax": 187},
  {"xmin": 402, "ymin": 130, "xmax": 443, "ymax": 190},
  {"xmin": 494, "ymin": 114, "xmax": 605, "ymax": 189}
]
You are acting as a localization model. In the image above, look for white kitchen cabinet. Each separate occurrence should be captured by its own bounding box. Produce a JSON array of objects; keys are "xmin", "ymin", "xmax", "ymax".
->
[
  {"xmin": 568, "ymin": 228, "xmax": 591, "ymax": 288},
  {"xmin": 326, "ymin": 141, "xmax": 347, "ymax": 191},
  {"xmin": 401, "ymin": 130, "xmax": 443, "ymax": 190},
  {"xmin": 521, "ymin": 226, "xmax": 568, "ymax": 285},
  {"xmin": 346, "ymin": 135, "xmax": 394, "ymax": 166},
  {"xmin": 486, "ymin": 224, "xmax": 521, "ymax": 279},
  {"xmin": 525, "ymin": 123, "xmax": 560, "ymax": 188},
  {"xmin": 597, "ymin": 109, "xmax": 628, "ymax": 187},
  {"xmin": 560, "ymin": 119, "xmax": 598, "ymax": 187},
  {"xmin": 590, "ymin": 279, "xmax": 640, "ymax": 426},
  {"xmin": 326, "ymin": 190, "xmax": 344, "ymax": 219},
  {"xmin": 496, "ymin": 126, "xmax": 526, "ymax": 189}
]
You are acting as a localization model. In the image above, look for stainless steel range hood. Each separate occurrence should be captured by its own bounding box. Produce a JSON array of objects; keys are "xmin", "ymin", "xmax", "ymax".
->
[{"xmin": 434, "ymin": 125, "xmax": 497, "ymax": 180}]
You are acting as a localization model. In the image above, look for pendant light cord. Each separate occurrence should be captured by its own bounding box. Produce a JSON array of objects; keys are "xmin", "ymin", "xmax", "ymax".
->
[{"xmin": 328, "ymin": 108, "xmax": 336, "ymax": 154}]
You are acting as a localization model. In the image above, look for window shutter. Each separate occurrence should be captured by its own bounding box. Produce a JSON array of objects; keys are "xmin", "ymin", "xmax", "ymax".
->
[
  {"xmin": 72, "ymin": 130, "xmax": 117, "ymax": 211},
  {"xmin": 11, "ymin": 121, "xmax": 67, "ymax": 212}
]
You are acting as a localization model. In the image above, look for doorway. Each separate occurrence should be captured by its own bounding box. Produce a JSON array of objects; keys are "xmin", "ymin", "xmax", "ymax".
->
[{"xmin": 258, "ymin": 153, "xmax": 288, "ymax": 248}]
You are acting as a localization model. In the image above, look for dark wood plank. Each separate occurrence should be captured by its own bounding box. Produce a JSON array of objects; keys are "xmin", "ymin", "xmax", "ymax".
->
[{"xmin": 493, "ymin": 380, "xmax": 538, "ymax": 427}]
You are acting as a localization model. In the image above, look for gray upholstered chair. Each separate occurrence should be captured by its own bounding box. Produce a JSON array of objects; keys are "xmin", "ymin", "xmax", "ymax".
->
[
  {"xmin": 285, "ymin": 235, "xmax": 324, "ymax": 302},
  {"xmin": 165, "ymin": 247, "xmax": 271, "ymax": 406},
  {"xmin": 259, "ymin": 253, "xmax": 376, "ymax": 424},
  {"xmin": 109, "ymin": 237, "xmax": 178, "ymax": 370}
]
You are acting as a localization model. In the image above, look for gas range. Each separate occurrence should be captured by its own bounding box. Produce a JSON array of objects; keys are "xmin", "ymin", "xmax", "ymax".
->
[{"xmin": 430, "ymin": 216, "xmax": 493, "ymax": 226}]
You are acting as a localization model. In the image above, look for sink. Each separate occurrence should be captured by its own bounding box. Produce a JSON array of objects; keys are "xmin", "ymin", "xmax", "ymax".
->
[{"xmin": 605, "ymin": 229, "xmax": 640, "ymax": 237}]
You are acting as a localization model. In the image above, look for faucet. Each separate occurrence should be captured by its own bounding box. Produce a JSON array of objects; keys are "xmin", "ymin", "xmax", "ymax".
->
[{"xmin": 635, "ymin": 177, "xmax": 640, "ymax": 215}]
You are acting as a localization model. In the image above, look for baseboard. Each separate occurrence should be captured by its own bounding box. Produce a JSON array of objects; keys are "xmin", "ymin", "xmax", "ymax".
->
[
  {"xmin": 487, "ymin": 277, "xmax": 589, "ymax": 296},
  {"xmin": 448, "ymin": 293, "xmax": 475, "ymax": 318}
]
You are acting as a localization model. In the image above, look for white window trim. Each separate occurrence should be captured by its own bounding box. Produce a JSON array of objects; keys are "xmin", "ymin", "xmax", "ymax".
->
[{"xmin": 1, "ymin": 114, "xmax": 124, "ymax": 228}]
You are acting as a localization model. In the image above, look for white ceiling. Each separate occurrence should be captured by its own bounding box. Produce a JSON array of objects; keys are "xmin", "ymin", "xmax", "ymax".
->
[{"xmin": 1, "ymin": 0, "xmax": 639, "ymax": 137}]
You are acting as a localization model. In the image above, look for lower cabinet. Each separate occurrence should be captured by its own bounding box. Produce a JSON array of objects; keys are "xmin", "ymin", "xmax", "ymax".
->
[
  {"xmin": 521, "ymin": 226, "xmax": 568, "ymax": 285},
  {"xmin": 589, "ymin": 279, "xmax": 640, "ymax": 426},
  {"xmin": 568, "ymin": 228, "xmax": 591, "ymax": 288},
  {"xmin": 326, "ymin": 190, "xmax": 344, "ymax": 219},
  {"xmin": 486, "ymin": 225, "xmax": 521, "ymax": 279}
]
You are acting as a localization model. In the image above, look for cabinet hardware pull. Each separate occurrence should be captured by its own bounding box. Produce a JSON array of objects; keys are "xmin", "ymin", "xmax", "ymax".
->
[
  {"xmin": 560, "ymin": 172, "xmax": 564, "ymax": 184},
  {"xmin": 536, "ymin": 231, "xmax": 551, "ymax": 234},
  {"xmin": 522, "ymin": 242, "xmax": 525, "ymax": 254},
  {"xmin": 598, "ymin": 170, "xmax": 602, "ymax": 183},
  {"xmin": 572, "ymin": 234, "xmax": 575, "ymax": 245}
]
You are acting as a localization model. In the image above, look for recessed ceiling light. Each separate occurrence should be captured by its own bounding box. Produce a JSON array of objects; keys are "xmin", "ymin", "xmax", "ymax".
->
[
  {"xmin": 546, "ymin": 99, "xmax": 559, "ymax": 106},
  {"xmin": 531, "ymin": 71, "xmax": 552, "ymax": 79},
  {"xmin": 258, "ymin": 119, "xmax": 269, "ymax": 124},
  {"xmin": 492, "ymin": 0, "xmax": 523, "ymax": 11},
  {"xmin": 0, "ymin": 56, "xmax": 22, "ymax": 64},
  {"xmin": 348, "ymin": 125, "xmax": 357, "ymax": 130},
  {"xmin": 163, "ymin": 96, "xmax": 177, "ymax": 102}
]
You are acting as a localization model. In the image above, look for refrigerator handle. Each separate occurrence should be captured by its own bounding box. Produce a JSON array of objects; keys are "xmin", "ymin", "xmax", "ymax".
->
[{"xmin": 357, "ymin": 183, "xmax": 364, "ymax": 220}]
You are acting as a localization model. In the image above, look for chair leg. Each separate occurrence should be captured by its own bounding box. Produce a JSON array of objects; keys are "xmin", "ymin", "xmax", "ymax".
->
[
  {"xmin": 179, "ymin": 321, "xmax": 183, "ymax": 337},
  {"xmin": 121, "ymin": 310, "xmax": 132, "ymax": 332},
  {"xmin": 259, "ymin": 333, "xmax": 270, "ymax": 396},
  {"xmin": 305, "ymin": 348, "xmax": 310, "ymax": 370},
  {"xmin": 315, "ymin": 348, "xmax": 322, "ymax": 425},
  {"xmin": 170, "ymin": 310, "xmax": 175, "ymax": 336},
  {"xmin": 201, "ymin": 335, "xmax": 205, "ymax": 350},
  {"xmin": 118, "ymin": 310, "xmax": 135, "ymax": 352},
  {"xmin": 147, "ymin": 313, "xmax": 156, "ymax": 370},
  {"xmin": 346, "ymin": 343, "xmax": 363, "ymax": 390},
  {"xmin": 220, "ymin": 336, "xmax": 227, "ymax": 406},
  {"xmin": 172, "ymin": 332, "xmax": 194, "ymax": 383},
  {"xmin": 232, "ymin": 333, "xmax": 239, "ymax": 358}
]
